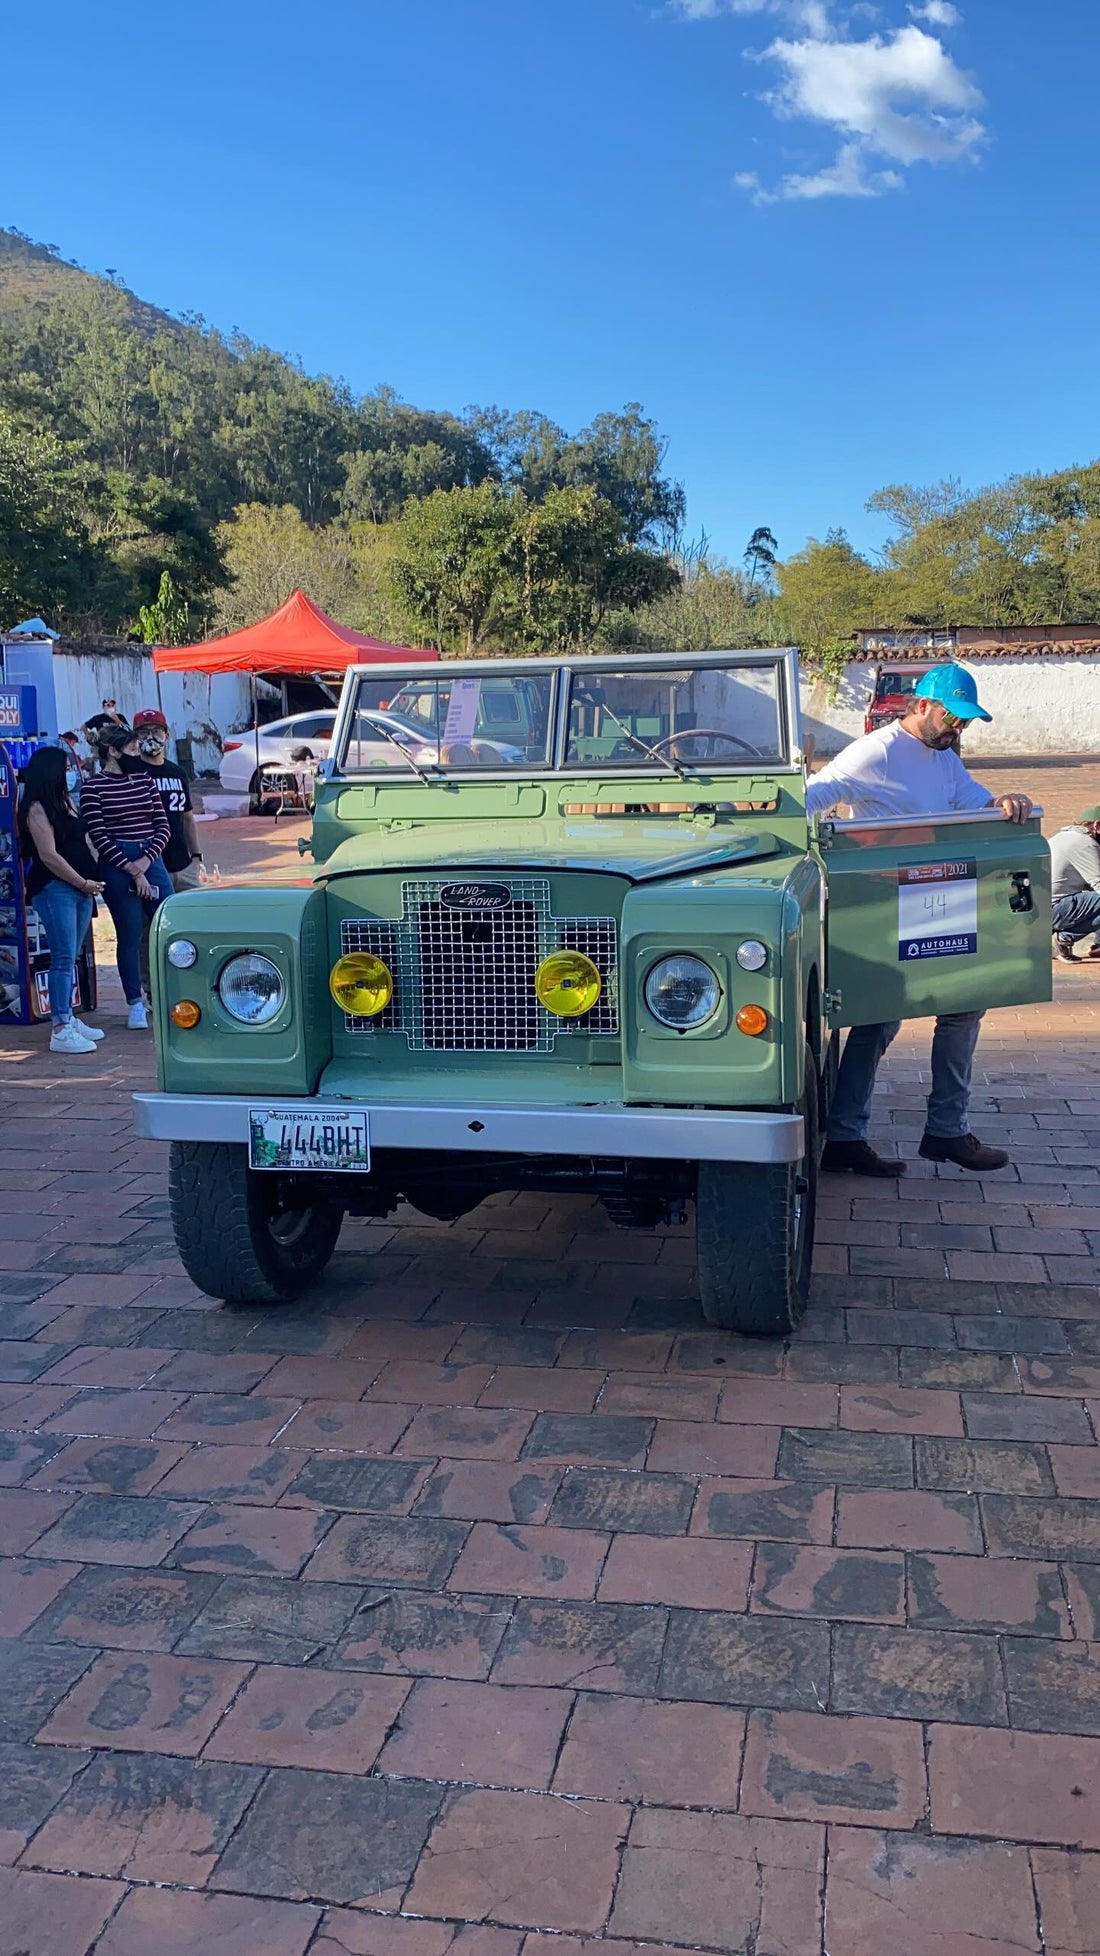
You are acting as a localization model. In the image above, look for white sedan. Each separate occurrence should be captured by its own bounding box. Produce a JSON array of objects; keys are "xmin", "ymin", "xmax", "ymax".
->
[
  {"xmin": 219, "ymin": 708, "xmax": 445, "ymax": 803},
  {"xmin": 220, "ymin": 709, "xmax": 524, "ymax": 804},
  {"xmin": 219, "ymin": 711, "xmax": 339, "ymax": 797}
]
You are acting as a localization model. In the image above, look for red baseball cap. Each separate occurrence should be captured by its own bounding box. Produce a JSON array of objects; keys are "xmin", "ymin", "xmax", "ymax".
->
[{"xmin": 132, "ymin": 709, "xmax": 168, "ymax": 729}]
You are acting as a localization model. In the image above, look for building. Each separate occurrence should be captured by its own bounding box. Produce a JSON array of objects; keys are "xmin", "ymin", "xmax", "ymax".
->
[{"xmin": 801, "ymin": 625, "xmax": 1100, "ymax": 757}]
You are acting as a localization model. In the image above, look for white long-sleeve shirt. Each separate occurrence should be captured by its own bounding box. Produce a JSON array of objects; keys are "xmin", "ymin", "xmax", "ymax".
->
[{"xmin": 806, "ymin": 720, "xmax": 994, "ymax": 824}]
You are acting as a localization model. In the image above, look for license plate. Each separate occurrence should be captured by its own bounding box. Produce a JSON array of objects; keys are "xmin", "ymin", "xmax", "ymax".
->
[{"xmin": 248, "ymin": 1106, "xmax": 370, "ymax": 1172}]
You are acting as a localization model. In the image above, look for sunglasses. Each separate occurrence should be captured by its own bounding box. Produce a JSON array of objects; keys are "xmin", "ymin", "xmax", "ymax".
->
[{"xmin": 940, "ymin": 709, "xmax": 966, "ymax": 731}]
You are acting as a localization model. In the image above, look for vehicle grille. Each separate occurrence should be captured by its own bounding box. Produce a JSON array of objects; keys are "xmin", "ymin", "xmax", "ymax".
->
[{"xmin": 340, "ymin": 876, "xmax": 618, "ymax": 1051}]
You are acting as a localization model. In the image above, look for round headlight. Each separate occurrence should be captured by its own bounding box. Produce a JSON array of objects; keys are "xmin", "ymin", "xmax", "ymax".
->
[
  {"xmin": 535, "ymin": 950, "xmax": 602, "ymax": 1018},
  {"xmin": 736, "ymin": 939, "xmax": 768, "ymax": 973},
  {"xmin": 217, "ymin": 953, "xmax": 285, "ymax": 1025},
  {"xmin": 329, "ymin": 952, "xmax": 393, "ymax": 1017},
  {"xmin": 644, "ymin": 954, "xmax": 721, "ymax": 1031},
  {"xmin": 167, "ymin": 939, "xmax": 198, "ymax": 970}
]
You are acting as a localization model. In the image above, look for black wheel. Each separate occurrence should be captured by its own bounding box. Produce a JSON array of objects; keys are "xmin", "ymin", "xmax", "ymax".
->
[
  {"xmin": 169, "ymin": 1141, "xmax": 344, "ymax": 1305},
  {"xmin": 246, "ymin": 770, "xmax": 264, "ymax": 817},
  {"xmin": 695, "ymin": 1047, "xmax": 820, "ymax": 1337}
]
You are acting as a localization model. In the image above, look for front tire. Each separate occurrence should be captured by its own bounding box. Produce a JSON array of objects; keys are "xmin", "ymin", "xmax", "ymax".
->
[
  {"xmin": 169, "ymin": 1141, "xmax": 344, "ymax": 1305},
  {"xmin": 695, "ymin": 1048, "xmax": 820, "ymax": 1337}
]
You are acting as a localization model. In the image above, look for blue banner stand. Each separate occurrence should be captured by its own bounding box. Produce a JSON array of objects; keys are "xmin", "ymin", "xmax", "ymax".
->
[{"xmin": 0, "ymin": 741, "xmax": 31, "ymax": 1023}]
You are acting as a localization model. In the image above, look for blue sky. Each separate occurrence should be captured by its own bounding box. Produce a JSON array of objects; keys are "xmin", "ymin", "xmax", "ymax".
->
[{"xmin": 5, "ymin": 0, "xmax": 1094, "ymax": 563}]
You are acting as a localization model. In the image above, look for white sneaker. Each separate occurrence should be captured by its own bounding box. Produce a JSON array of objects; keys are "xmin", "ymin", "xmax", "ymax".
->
[
  {"xmin": 71, "ymin": 1018, "xmax": 105, "ymax": 1042},
  {"xmin": 50, "ymin": 1022, "xmax": 97, "ymax": 1054},
  {"xmin": 127, "ymin": 1001, "xmax": 149, "ymax": 1030}
]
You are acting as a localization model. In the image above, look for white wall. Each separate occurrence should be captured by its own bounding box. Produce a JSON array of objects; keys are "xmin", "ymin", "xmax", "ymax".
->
[
  {"xmin": 1, "ymin": 641, "xmax": 274, "ymax": 774},
  {"xmin": 801, "ymin": 655, "xmax": 1100, "ymax": 758}
]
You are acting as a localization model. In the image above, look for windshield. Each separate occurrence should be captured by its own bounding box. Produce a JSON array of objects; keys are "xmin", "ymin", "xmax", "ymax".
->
[
  {"xmin": 338, "ymin": 659, "xmax": 789, "ymax": 773},
  {"xmin": 342, "ymin": 673, "xmax": 556, "ymax": 770},
  {"xmin": 873, "ymin": 670, "xmax": 920, "ymax": 701},
  {"xmin": 565, "ymin": 664, "xmax": 785, "ymax": 769}
]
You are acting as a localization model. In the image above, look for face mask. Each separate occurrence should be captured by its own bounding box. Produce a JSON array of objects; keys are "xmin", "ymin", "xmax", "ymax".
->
[
  {"xmin": 138, "ymin": 734, "xmax": 166, "ymax": 761},
  {"xmin": 117, "ymin": 753, "xmax": 146, "ymax": 774},
  {"xmin": 65, "ymin": 767, "xmax": 81, "ymax": 793}
]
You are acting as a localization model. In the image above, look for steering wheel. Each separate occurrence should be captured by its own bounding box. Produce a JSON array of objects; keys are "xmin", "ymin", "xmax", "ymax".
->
[{"xmin": 651, "ymin": 728, "xmax": 762, "ymax": 760}]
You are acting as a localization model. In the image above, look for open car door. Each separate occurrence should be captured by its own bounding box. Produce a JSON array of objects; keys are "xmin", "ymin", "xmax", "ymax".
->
[{"xmin": 818, "ymin": 808, "xmax": 1052, "ymax": 1028}]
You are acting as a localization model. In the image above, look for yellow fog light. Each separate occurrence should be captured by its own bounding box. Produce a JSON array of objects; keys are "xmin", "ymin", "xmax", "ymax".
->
[
  {"xmin": 736, "ymin": 1004, "xmax": 770, "ymax": 1036},
  {"xmin": 535, "ymin": 950, "xmax": 602, "ymax": 1018},
  {"xmin": 329, "ymin": 953, "xmax": 394, "ymax": 1016},
  {"xmin": 172, "ymin": 1000, "xmax": 202, "ymax": 1029}
]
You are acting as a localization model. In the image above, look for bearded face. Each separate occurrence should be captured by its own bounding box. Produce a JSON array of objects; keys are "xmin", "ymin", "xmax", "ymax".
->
[{"xmin": 908, "ymin": 703, "xmax": 959, "ymax": 751}]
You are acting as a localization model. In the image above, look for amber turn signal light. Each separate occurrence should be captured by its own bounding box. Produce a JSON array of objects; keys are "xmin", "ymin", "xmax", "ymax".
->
[
  {"xmin": 172, "ymin": 1001, "xmax": 202, "ymax": 1029},
  {"xmin": 735, "ymin": 1004, "xmax": 769, "ymax": 1036}
]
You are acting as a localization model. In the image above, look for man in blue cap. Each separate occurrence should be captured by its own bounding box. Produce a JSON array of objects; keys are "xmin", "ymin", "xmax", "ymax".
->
[{"xmin": 807, "ymin": 663, "xmax": 1033, "ymax": 1176}]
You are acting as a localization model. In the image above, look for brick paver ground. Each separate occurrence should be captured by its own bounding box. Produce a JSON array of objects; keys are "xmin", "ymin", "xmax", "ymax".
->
[{"xmin": 0, "ymin": 762, "xmax": 1097, "ymax": 1953}]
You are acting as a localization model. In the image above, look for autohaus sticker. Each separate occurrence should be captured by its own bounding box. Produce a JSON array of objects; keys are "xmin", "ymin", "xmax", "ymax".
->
[{"xmin": 898, "ymin": 859, "xmax": 978, "ymax": 961}]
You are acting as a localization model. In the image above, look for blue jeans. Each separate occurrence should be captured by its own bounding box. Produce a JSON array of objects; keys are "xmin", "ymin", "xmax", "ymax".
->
[
  {"xmin": 827, "ymin": 1011, "xmax": 985, "ymax": 1144},
  {"xmin": 31, "ymin": 879, "xmax": 94, "ymax": 1026},
  {"xmin": 1053, "ymin": 891, "xmax": 1100, "ymax": 943},
  {"xmin": 102, "ymin": 840, "xmax": 173, "ymax": 1004}
]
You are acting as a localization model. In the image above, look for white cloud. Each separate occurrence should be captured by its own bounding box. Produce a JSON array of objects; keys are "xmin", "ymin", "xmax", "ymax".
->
[
  {"xmin": 760, "ymin": 24, "xmax": 984, "ymax": 167},
  {"xmin": 671, "ymin": 0, "xmax": 830, "ymax": 28},
  {"xmin": 736, "ymin": 141, "xmax": 904, "ymax": 201},
  {"xmin": 909, "ymin": 1, "xmax": 961, "ymax": 25},
  {"xmin": 671, "ymin": 0, "xmax": 985, "ymax": 204}
]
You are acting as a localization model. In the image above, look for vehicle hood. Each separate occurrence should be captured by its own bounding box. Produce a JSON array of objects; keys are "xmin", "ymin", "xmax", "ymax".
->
[{"xmin": 321, "ymin": 817, "xmax": 781, "ymax": 884}]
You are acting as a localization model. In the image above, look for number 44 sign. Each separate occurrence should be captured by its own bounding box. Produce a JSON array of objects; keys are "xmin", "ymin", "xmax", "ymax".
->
[{"xmin": 898, "ymin": 860, "xmax": 978, "ymax": 962}]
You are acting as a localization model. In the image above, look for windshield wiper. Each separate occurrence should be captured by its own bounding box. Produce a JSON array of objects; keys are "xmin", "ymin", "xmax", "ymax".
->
[
  {"xmin": 585, "ymin": 697, "xmax": 689, "ymax": 781},
  {"xmin": 360, "ymin": 717, "xmax": 435, "ymax": 786}
]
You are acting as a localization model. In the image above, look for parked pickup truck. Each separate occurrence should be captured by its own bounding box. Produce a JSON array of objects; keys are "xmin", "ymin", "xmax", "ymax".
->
[{"xmin": 136, "ymin": 649, "xmax": 1051, "ymax": 1336}]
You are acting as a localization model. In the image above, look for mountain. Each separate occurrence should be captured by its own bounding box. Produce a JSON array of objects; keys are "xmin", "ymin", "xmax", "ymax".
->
[
  {"xmin": 0, "ymin": 224, "xmax": 684, "ymax": 646},
  {"xmin": 0, "ymin": 226, "xmax": 183, "ymax": 337}
]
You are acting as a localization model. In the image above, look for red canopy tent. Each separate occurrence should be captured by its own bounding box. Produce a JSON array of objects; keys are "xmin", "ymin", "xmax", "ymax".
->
[
  {"xmin": 151, "ymin": 588, "xmax": 434, "ymax": 676},
  {"xmin": 151, "ymin": 590, "xmax": 436, "ymax": 794}
]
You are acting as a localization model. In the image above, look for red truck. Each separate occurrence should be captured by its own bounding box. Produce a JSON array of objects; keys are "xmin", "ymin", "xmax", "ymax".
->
[{"xmin": 864, "ymin": 661, "xmax": 962, "ymax": 750}]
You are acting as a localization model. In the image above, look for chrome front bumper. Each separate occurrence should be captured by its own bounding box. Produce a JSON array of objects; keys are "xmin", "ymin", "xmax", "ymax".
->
[{"xmin": 132, "ymin": 1093, "xmax": 804, "ymax": 1164}]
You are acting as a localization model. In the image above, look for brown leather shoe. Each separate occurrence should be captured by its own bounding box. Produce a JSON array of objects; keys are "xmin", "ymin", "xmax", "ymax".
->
[
  {"xmin": 918, "ymin": 1132, "xmax": 1010, "ymax": 1172},
  {"xmin": 821, "ymin": 1139, "xmax": 907, "ymax": 1178}
]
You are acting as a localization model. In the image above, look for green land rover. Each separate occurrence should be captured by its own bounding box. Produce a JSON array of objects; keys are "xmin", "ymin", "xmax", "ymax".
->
[{"xmin": 136, "ymin": 649, "xmax": 1052, "ymax": 1336}]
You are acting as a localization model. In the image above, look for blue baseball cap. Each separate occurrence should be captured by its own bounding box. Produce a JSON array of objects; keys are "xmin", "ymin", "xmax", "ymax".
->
[{"xmin": 913, "ymin": 663, "xmax": 992, "ymax": 723}]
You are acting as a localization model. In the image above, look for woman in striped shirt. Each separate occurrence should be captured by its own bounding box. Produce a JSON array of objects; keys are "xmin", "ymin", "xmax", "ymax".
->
[{"xmin": 81, "ymin": 725, "xmax": 173, "ymax": 1029}]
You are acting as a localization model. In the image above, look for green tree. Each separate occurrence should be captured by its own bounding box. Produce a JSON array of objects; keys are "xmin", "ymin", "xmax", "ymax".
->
[
  {"xmin": 386, "ymin": 482, "xmax": 520, "ymax": 653},
  {"xmin": 514, "ymin": 485, "xmax": 678, "ymax": 651},
  {"xmin": 774, "ymin": 529, "xmax": 882, "ymax": 688},
  {"xmin": 607, "ymin": 554, "xmax": 765, "ymax": 651},
  {"xmin": 339, "ymin": 387, "xmax": 493, "ymax": 523},
  {"xmin": 743, "ymin": 526, "xmax": 778, "ymax": 593},
  {"xmin": 0, "ymin": 408, "xmax": 94, "ymax": 621},
  {"xmin": 870, "ymin": 467, "xmax": 1100, "ymax": 627},
  {"xmin": 216, "ymin": 347, "xmax": 353, "ymax": 525},
  {"xmin": 469, "ymin": 403, "xmax": 685, "ymax": 545},
  {"xmin": 212, "ymin": 503, "xmax": 365, "ymax": 632},
  {"xmin": 137, "ymin": 568, "xmax": 190, "ymax": 645},
  {"xmin": 562, "ymin": 407, "xmax": 686, "ymax": 547}
]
